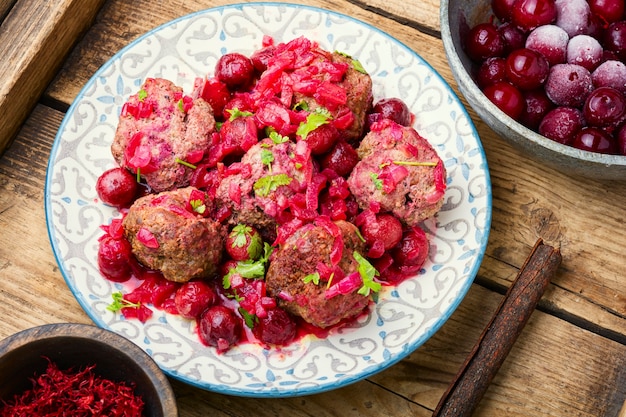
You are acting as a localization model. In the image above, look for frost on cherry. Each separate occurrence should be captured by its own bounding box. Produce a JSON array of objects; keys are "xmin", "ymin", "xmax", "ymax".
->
[{"xmin": 462, "ymin": 0, "xmax": 626, "ymax": 155}]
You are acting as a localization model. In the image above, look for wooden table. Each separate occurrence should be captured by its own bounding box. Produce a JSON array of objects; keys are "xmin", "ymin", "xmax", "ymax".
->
[{"xmin": 1, "ymin": 0, "xmax": 625, "ymax": 416}]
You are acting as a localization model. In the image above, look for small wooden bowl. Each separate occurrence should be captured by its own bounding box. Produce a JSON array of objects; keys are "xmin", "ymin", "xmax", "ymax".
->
[{"xmin": 0, "ymin": 323, "xmax": 178, "ymax": 416}]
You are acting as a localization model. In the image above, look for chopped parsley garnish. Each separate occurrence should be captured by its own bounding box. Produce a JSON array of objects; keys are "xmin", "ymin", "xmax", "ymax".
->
[
  {"xmin": 260, "ymin": 149, "xmax": 274, "ymax": 172},
  {"xmin": 137, "ymin": 89, "xmax": 148, "ymax": 101},
  {"xmin": 392, "ymin": 160, "xmax": 438, "ymax": 167},
  {"xmin": 370, "ymin": 172, "xmax": 383, "ymax": 190},
  {"xmin": 175, "ymin": 157, "xmax": 197, "ymax": 169},
  {"xmin": 177, "ymin": 98, "xmax": 185, "ymax": 112},
  {"xmin": 107, "ymin": 292, "xmax": 141, "ymax": 312},
  {"xmin": 268, "ymin": 130, "xmax": 290, "ymax": 144},
  {"xmin": 292, "ymin": 100, "xmax": 309, "ymax": 111},
  {"xmin": 253, "ymin": 174, "xmax": 293, "ymax": 197},
  {"xmin": 227, "ymin": 107, "xmax": 254, "ymax": 121},
  {"xmin": 303, "ymin": 272, "xmax": 321, "ymax": 285},
  {"xmin": 354, "ymin": 251, "xmax": 381, "ymax": 296},
  {"xmin": 222, "ymin": 243, "xmax": 273, "ymax": 289},
  {"xmin": 189, "ymin": 198, "xmax": 206, "ymax": 214},
  {"xmin": 296, "ymin": 108, "xmax": 332, "ymax": 139}
]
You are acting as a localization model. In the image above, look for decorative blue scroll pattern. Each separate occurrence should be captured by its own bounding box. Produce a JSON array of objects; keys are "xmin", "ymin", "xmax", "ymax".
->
[{"xmin": 45, "ymin": 3, "xmax": 491, "ymax": 398}]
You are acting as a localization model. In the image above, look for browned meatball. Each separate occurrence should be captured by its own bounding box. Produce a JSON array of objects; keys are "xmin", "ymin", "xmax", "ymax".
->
[
  {"xmin": 292, "ymin": 50, "xmax": 373, "ymax": 143},
  {"xmin": 215, "ymin": 137, "xmax": 315, "ymax": 240},
  {"xmin": 347, "ymin": 119, "xmax": 447, "ymax": 225},
  {"xmin": 111, "ymin": 77, "xmax": 215, "ymax": 192},
  {"xmin": 265, "ymin": 219, "xmax": 370, "ymax": 328},
  {"xmin": 123, "ymin": 187, "xmax": 226, "ymax": 282}
]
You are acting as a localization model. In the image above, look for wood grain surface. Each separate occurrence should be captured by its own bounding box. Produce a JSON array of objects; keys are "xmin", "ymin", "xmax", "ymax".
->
[
  {"xmin": 0, "ymin": 0, "xmax": 105, "ymax": 155},
  {"xmin": 1, "ymin": 0, "xmax": 625, "ymax": 416}
]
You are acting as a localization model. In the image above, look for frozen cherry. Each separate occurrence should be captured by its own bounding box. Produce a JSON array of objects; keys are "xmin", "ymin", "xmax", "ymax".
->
[
  {"xmin": 320, "ymin": 140, "xmax": 359, "ymax": 177},
  {"xmin": 572, "ymin": 127, "xmax": 617, "ymax": 153},
  {"xmin": 215, "ymin": 53, "xmax": 255, "ymax": 90},
  {"xmin": 592, "ymin": 60, "xmax": 626, "ymax": 93},
  {"xmin": 511, "ymin": 0, "xmax": 557, "ymax": 32},
  {"xmin": 225, "ymin": 224, "xmax": 263, "ymax": 261},
  {"xmin": 525, "ymin": 25, "xmax": 568, "ymax": 66},
  {"xmin": 372, "ymin": 98, "xmax": 412, "ymax": 126},
  {"xmin": 198, "ymin": 305, "xmax": 242, "ymax": 352},
  {"xmin": 604, "ymin": 21, "xmax": 626, "ymax": 61},
  {"xmin": 175, "ymin": 281, "xmax": 217, "ymax": 319},
  {"xmin": 96, "ymin": 167, "xmax": 138, "ymax": 208},
  {"xmin": 544, "ymin": 64, "xmax": 594, "ymax": 107},
  {"xmin": 483, "ymin": 81, "xmax": 525, "ymax": 120},
  {"xmin": 589, "ymin": 0, "xmax": 625, "ymax": 24},
  {"xmin": 252, "ymin": 307, "xmax": 297, "ymax": 346},
  {"xmin": 566, "ymin": 35, "xmax": 603, "ymax": 71},
  {"xmin": 555, "ymin": 0, "xmax": 591, "ymax": 38},
  {"xmin": 582, "ymin": 86, "xmax": 626, "ymax": 128},
  {"xmin": 538, "ymin": 107, "xmax": 584, "ymax": 145},
  {"xmin": 505, "ymin": 48, "xmax": 549, "ymax": 90},
  {"xmin": 464, "ymin": 23, "xmax": 505, "ymax": 62},
  {"xmin": 520, "ymin": 89, "xmax": 554, "ymax": 130},
  {"xmin": 476, "ymin": 57, "xmax": 507, "ymax": 89}
]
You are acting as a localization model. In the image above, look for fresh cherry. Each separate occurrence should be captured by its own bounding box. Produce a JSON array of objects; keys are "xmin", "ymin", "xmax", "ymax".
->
[
  {"xmin": 96, "ymin": 167, "xmax": 138, "ymax": 208},
  {"xmin": 511, "ymin": 0, "xmax": 558, "ymax": 32},
  {"xmin": 483, "ymin": 81, "xmax": 526, "ymax": 119},
  {"xmin": 464, "ymin": 22, "xmax": 505, "ymax": 62},
  {"xmin": 505, "ymin": 47, "xmax": 549, "ymax": 90}
]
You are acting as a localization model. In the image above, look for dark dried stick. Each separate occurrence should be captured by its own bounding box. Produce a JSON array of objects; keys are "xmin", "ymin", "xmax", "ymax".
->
[{"xmin": 432, "ymin": 239, "xmax": 562, "ymax": 417}]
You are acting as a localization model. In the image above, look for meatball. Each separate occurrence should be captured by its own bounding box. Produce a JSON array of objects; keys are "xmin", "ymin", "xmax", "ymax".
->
[
  {"xmin": 265, "ymin": 218, "xmax": 370, "ymax": 328},
  {"xmin": 347, "ymin": 119, "xmax": 446, "ymax": 225},
  {"xmin": 111, "ymin": 77, "xmax": 216, "ymax": 192},
  {"xmin": 215, "ymin": 137, "xmax": 315, "ymax": 239},
  {"xmin": 122, "ymin": 187, "xmax": 226, "ymax": 282},
  {"xmin": 291, "ymin": 49, "xmax": 373, "ymax": 143}
]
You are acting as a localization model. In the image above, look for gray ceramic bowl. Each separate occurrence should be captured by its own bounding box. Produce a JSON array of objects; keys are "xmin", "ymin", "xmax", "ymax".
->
[
  {"xmin": 440, "ymin": 0, "xmax": 626, "ymax": 180},
  {"xmin": 0, "ymin": 323, "xmax": 177, "ymax": 416}
]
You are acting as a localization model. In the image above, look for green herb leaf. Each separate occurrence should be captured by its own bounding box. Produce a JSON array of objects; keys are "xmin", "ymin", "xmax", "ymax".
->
[
  {"xmin": 239, "ymin": 307, "xmax": 258, "ymax": 329},
  {"xmin": 351, "ymin": 59, "xmax": 367, "ymax": 74},
  {"xmin": 137, "ymin": 89, "xmax": 148, "ymax": 101},
  {"xmin": 175, "ymin": 157, "xmax": 197, "ymax": 169},
  {"xmin": 370, "ymin": 172, "xmax": 383, "ymax": 190},
  {"xmin": 189, "ymin": 199, "xmax": 206, "ymax": 214},
  {"xmin": 227, "ymin": 107, "xmax": 254, "ymax": 121},
  {"xmin": 253, "ymin": 174, "xmax": 293, "ymax": 197},
  {"xmin": 260, "ymin": 149, "xmax": 274, "ymax": 171},
  {"xmin": 303, "ymin": 272, "xmax": 321, "ymax": 285},
  {"xmin": 107, "ymin": 292, "xmax": 141, "ymax": 313},
  {"xmin": 392, "ymin": 160, "xmax": 438, "ymax": 167},
  {"xmin": 296, "ymin": 108, "xmax": 332, "ymax": 139},
  {"xmin": 268, "ymin": 130, "xmax": 290, "ymax": 144},
  {"xmin": 222, "ymin": 243, "xmax": 274, "ymax": 289},
  {"xmin": 354, "ymin": 251, "xmax": 381, "ymax": 296}
]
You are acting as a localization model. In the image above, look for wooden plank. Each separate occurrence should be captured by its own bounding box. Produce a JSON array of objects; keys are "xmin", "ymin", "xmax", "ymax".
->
[
  {"xmin": 0, "ymin": 0, "xmax": 17, "ymax": 22},
  {"xmin": 0, "ymin": 0, "xmax": 105, "ymax": 156}
]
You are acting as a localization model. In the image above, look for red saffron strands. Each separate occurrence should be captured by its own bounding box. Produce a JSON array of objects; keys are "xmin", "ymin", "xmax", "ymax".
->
[{"xmin": 0, "ymin": 359, "xmax": 145, "ymax": 417}]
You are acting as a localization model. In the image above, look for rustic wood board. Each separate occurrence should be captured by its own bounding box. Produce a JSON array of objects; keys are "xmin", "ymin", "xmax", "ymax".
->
[{"xmin": 0, "ymin": 0, "xmax": 105, "ymax": 156}]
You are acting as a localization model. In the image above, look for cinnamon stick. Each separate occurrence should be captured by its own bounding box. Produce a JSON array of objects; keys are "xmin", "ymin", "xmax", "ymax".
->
[{"xmin": 432, "ymin": 239, "xmax": 562, "ymax": 417}]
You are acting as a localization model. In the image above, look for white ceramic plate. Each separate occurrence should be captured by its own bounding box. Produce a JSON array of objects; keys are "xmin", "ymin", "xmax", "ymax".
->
[{"xmin": 45, "ymin": 2, "xmax": 491, "ymax": 397}]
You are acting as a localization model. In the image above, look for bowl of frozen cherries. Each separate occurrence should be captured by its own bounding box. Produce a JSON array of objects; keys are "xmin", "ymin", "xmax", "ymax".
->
[{"xmin": 441, "ymin": 0, "xmax": 626, "ymax": 180}]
